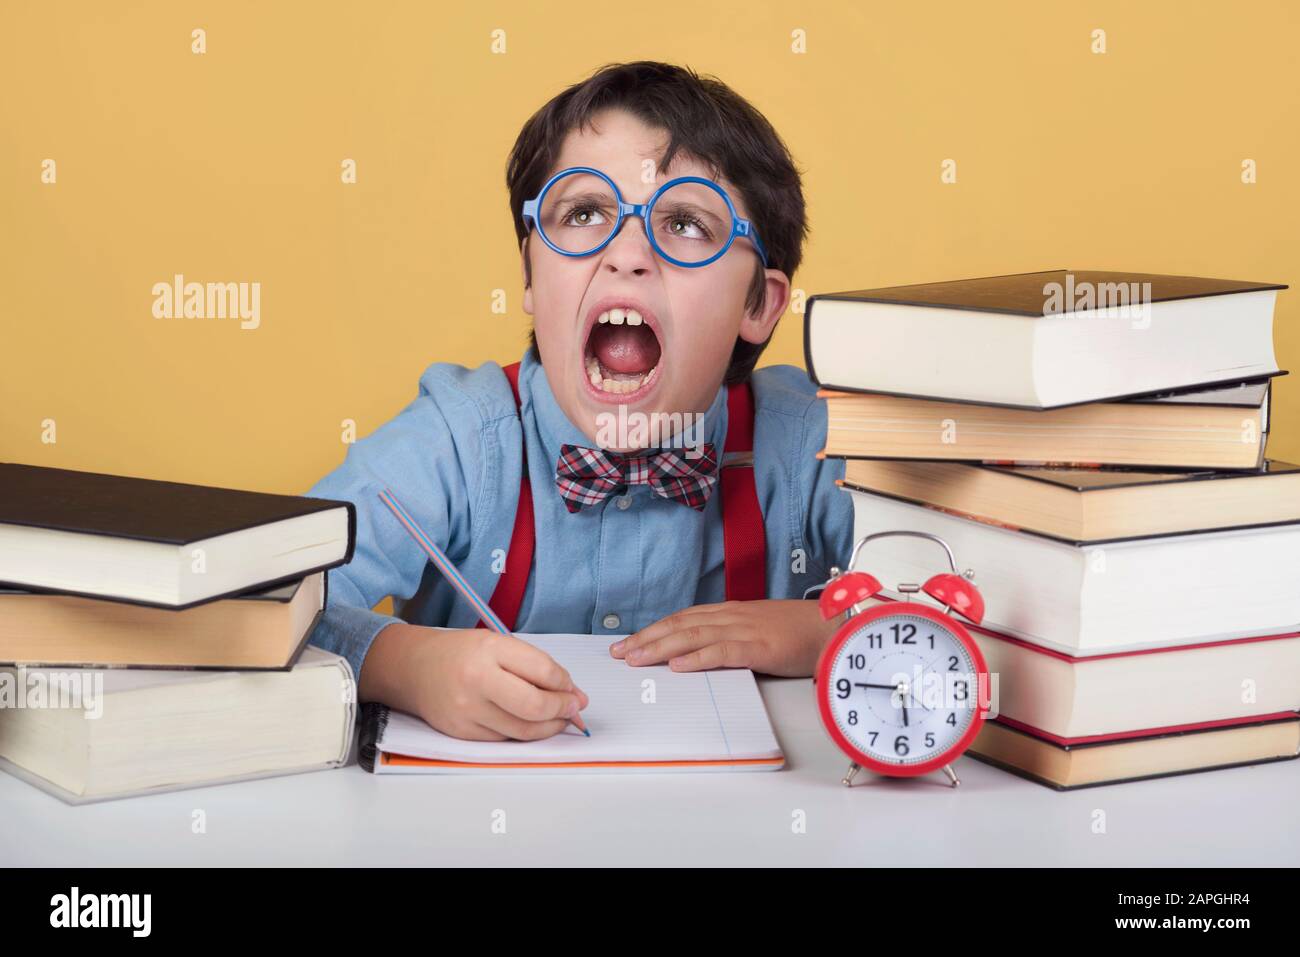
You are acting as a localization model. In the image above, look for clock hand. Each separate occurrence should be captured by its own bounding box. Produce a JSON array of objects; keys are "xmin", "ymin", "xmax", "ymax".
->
[
  {"xmin": 909, "ymin": 655, "xmax": 953, "ymax": 713},
  {"xmin": 890, "ymin": 681, "xmax": 910, "ymax": 726},
  {"xmin": 856, "ymin": 681, "xmax": 913, "ymax": 725},
  {"xmin": 906, "ymin": 680, "xmax": 934, "ymax": 713}
]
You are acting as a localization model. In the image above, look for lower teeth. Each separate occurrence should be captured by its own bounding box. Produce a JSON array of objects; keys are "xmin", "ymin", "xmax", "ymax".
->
[{"xmin": 586, "ymin": 355, "xmax": 658, "ymax": 394}]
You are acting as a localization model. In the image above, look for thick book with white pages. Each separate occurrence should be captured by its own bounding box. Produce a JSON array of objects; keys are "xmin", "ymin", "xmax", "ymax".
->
[
  {"xmin": 0, "ymin": 646, "xmax": 355, "ymax": 804},
  {"xmin": 841, "ymin": 485, "xmax": 1300, "ymax": 656},
  {"xmin": 360, "ymin": 634, "xmax": 784, "ymax": 773},
  {"xmin": 805, "ymin": 270, "xmax": 1286, "ymax": 409},
  {"xmin": 862, "ymin": 596, "xmax": 1300, "ymax": 742}
]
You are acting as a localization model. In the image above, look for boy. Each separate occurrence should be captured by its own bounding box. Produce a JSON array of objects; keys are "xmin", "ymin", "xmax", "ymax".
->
[{"xmin": 306, "ymin": 61, "xmax": 853, "ymax": 742}]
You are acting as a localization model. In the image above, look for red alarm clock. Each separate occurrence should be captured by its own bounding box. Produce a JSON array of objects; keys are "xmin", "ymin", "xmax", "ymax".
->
[{"xmin": 813, "ymin": 531, "xmax": 991, "ymax": 788}]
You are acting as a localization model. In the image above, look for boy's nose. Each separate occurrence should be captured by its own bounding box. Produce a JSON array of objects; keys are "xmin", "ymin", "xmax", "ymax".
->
[{"xmin": 599, "ymin": 216, "xmax": 656, "ymax": 275}]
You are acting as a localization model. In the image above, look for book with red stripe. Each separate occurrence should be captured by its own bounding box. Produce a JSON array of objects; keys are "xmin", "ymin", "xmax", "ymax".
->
[
  {"xmin": 865, "ymin": 593, "xmax": 1300, "ymax": 742},
  {"xmin": 967, "ymin": 713, "xmax": 1300, "ymax": 791}
]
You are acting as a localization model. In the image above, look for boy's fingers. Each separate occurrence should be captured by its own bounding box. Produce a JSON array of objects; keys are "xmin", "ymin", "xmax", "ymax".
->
[
  {"xmin": 489, "ymin": 669, "xmax": 584, "ymax": 724},
  {"xmin": 612, "ymin": 606, "xmax": 735, "ymax": 658},
  {"xmin": 669, "ymin": 639, "xmax": 750, "ymax": 673},
  {"xmin": 497, "ymin": 636, "xmax": 586, "ymax": 699},
  {"xmin": 443, "ymin": 720, "xmax": 508, "ymax": 742},
  {"xmin": 478, "ymin": 700, "xmax": 571, "ymax": 742},
  {"xmin": 612, "ymin": 612, "xmax": 689, "ymax": 657},
  {"xmin": 624, "ymin": 623, "xmax": 728, "ymax": 666}
]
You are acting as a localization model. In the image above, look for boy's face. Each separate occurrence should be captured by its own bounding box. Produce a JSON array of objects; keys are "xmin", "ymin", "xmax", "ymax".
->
[{"xmin": 522, "ymin": 108, "xmax": 790, "ymax": 452}]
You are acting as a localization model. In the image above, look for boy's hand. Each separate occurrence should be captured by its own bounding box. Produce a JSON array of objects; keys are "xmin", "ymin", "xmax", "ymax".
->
[
  {"xmin": 360, "ymin": 623, "xmax": 588, "ymax": 741},
  {"xmin": 609, "ymin": 599, "xmax": 839, "ymax": 677}
]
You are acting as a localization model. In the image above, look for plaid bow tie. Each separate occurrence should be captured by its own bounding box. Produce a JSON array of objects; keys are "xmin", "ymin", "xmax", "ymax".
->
[{"xmin": 555, "ymin": 442, "xmax": 719, "ymax": 512}]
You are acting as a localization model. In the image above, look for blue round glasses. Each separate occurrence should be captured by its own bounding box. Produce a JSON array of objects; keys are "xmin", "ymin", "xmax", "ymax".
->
[{"xmin": 521, "ymin": 166, "xmax": 770, "ymax": 269}]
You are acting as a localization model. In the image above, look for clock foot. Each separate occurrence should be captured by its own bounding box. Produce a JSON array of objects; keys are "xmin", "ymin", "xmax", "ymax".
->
[
  {"xmin": 841, "ymin": 762, "xmax": 861, "ymax": 787},
  {"xmin": 942, "ymin": 764, "xmax": 960, "ymax": 789}
]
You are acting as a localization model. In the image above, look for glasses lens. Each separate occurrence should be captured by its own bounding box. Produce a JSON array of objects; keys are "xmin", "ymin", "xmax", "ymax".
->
[
  {"xmin": 650, "ymin": 181, "xmax": 734, "ymax": 264},
  {"xmin": 537, "ymin": 172, "xmax": 619, "ymax": 254}
]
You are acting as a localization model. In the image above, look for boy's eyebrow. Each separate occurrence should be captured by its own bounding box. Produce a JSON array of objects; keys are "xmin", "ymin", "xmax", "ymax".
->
[
  {"xmin": 550, "ymin": 188, "xmax": 618, "ymax": 205},
  {"xmin": 653, "ymin": 198, "xmax": 728, "ymax": 220}
]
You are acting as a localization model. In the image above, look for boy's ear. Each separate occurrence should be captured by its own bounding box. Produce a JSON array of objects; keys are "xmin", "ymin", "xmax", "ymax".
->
[
  {"xmin": 737, "ymin": 268, "xmax": 791, "ymax": 346},
  {"xmin": 520, "ymin": 236, "xmax": 534, "ymax": 316}
]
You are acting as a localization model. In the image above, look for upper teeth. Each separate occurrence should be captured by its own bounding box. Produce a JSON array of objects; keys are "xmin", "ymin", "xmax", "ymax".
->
[{"xmin": 598, "ymin": 308, "xmax": 644, "ymax": 326}]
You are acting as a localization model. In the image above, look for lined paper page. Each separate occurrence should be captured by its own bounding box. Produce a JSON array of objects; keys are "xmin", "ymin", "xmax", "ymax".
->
[{"xmin": 377, "ymin": 633, "xmax": 782, "ymax": 764}]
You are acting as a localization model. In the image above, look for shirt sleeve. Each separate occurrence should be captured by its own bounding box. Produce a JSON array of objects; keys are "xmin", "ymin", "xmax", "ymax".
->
[{"xmin": 301, "ymin": 366, "xmax": 486, "ymax": 680}]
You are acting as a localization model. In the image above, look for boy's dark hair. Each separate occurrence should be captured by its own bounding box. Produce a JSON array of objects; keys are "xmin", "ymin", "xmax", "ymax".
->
[{"xmin": 506, "ymin": 61, "xmax": 808, "ymax": 385}]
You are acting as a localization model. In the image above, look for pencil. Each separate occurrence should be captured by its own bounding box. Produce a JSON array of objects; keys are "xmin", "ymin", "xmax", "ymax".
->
[{"xmin": 377, "ymin": 487, "xmax": 590, "ymax": 736}]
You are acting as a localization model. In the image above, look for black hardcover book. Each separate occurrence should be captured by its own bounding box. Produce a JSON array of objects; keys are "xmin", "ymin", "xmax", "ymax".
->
[
  {"xmin": 805, "ymin": 270, "xmax": 1287, "ymax": 409},
  {"xmin": 0, "ymin": 463, "xmax": 356, "ymax": 609}
]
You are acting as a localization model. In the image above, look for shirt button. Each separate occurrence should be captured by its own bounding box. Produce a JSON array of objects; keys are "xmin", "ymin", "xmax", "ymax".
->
[
  {"xmin": 603, "ymin": 613, "xmax": 621, "ymax": 629},
  {"xmin": 616, "ymin": 495, "xmax": 632, "ymax": 510}
]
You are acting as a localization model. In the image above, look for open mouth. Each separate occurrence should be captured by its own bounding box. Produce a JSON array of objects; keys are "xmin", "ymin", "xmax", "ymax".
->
[{"xmin": 583, "ymin": 306, "xmax": 664, "ymax": 397}]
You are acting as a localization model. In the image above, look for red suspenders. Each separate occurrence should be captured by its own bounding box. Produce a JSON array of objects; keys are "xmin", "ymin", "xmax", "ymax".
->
[
  {"xmin": 477, "ymin": 360, "xmax": 767, "ymax": 631},
  {"xmin": 718, "ymin": 372, "xmax": 766, "ymax": 603}
]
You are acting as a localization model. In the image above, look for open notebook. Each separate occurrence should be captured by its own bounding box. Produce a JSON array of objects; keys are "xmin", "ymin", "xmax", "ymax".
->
[{"xmin": 360, "ymin": 633, "xmax": 785, "ymax": 774}]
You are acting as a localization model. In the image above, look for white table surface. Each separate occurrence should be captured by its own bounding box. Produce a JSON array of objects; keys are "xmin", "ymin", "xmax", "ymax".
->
[{"xmin": 1, "ymin": 676, "xmax": 1296, "ymax": 867}]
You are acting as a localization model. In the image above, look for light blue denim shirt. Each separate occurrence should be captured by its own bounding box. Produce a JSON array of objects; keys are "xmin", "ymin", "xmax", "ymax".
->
[{"xmin": 303, "ymin": 348, "xmax": 854, "ymax": 680}]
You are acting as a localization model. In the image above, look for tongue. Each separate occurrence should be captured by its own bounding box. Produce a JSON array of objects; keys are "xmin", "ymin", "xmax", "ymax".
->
[{"xmin": 589, "ymin": 323, "xmax": 661, "ymax": 375}]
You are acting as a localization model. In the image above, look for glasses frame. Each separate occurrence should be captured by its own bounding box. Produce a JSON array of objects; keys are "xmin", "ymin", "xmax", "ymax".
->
[{"xmin": 521, "ymin": 165, "xmax": 771, "ymax": 269}]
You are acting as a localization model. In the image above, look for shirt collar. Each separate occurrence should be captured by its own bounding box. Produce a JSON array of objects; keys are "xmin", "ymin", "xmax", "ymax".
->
[{"xmin": 518, "ymin": 348, "xmax": 730, "ymax": 469}]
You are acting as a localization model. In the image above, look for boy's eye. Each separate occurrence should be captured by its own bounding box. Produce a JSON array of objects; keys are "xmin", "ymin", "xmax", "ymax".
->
[
  {"xmin": 653, "ymin": 197, "xmax": 723, "ymax": 248},
  {"xmin": 561, "ymin": 203, "xmax": 610, "ymax": 227},
  {"xmin": 664, "ymin": 214, "xmax": 710, "ymax": 241},
  {"xmin": 655, "ymin": 207, "xmax": 718, "ymax": 247}
]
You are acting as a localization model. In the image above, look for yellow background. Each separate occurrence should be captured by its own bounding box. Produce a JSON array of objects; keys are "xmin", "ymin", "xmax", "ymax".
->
[{"xmin": 4, "ymin": 0, "xmax": 1299, "ymax": 493}]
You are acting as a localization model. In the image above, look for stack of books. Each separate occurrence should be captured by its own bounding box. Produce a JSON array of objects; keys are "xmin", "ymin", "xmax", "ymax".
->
[
  {"xmin": 0, "ymin": 463, "xmax": 358, "ymax": 803},
  {"xmin": 807, "ymin": 269, "xmax": 1300, "ymax": 789}
]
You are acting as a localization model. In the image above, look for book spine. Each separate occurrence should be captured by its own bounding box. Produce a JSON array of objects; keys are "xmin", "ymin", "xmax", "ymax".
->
[
  {"xmin": 341, "ymin": 502, "xmax": 358, "ymax": 565},
  {"xmin": 802, "ymin": 297, "xmax": 821, "ymax": 386}
]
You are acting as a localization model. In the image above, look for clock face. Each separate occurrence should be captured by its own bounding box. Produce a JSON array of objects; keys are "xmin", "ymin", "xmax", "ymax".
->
[{"xmin": 822, "ymin": 609, "xmax": 983, "ymax": 770}]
